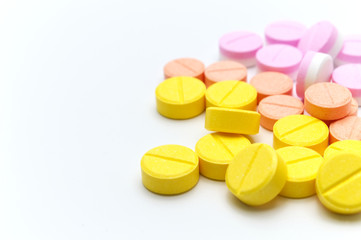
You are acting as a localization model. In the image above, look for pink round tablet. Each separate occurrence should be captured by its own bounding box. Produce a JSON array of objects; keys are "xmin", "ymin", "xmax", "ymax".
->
[
  {"xmin": 219, "ymin": 31, "xmax": 263, "ymax": 67},
  {"xmin": 297, "ymin": 21, "xmax": 342, "ymax": 58},
  {"xmin": 265, "ymin": 20, "xmax": 306, "ymax": 47},
  {"xmin": 332, "ymin": 64, "xmax": 361, "ymax": 106},
  {"xmin": 296, "ymin": 51, "xmax": 333, "ymax": 99},
  {"xmin": 335, "ymin": 35, "xmax": 361, "ymax": 66},
  {"xmin": 256, "ymin": 44, "xmax": 303, "ymax": 74}
]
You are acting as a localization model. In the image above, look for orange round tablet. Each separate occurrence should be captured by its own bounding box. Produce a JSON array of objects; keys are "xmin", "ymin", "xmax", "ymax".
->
[
  {"xmin": 258, "ymin": 95, "xmax": 304, "ymax": 131},
  {"xmin": 329, "ymin": 116, "xmax": 361, "ymax": 143},
  {"xmin": 250, "ymin": 72, "xmax": 293, "ymax": 103},
  {"xmin": 204, "ymin": 61, "xmax": 247, "ymax": 87},
  {"xmin": 164, "ymin": 58, "xmax": 205, "ymax": 81},
  {"xmin": 304, "ymin": 82, "xmax": 352, "ymax": 120},
  {"xmin": 349, "ymin": 98, "xmax": 359, "ymax": 116}
]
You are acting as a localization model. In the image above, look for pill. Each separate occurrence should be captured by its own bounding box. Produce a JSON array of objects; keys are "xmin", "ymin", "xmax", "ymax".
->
[
  {"xmin": 256, "ymin": 44, "xmax": 303, "ymax": 75},
  {"xmin": 304, "ymin": 82, "xmax": 352, "ymax": 121},
  {"xmin": 258, "ymin": 95, "xmax": 304, "ymax": 131},
  {"xmin": 332, "ymin": 64, "xmax": 361, "ymax": 106},
  {"xmin": 226, "ymin": 143, "xmax": 287, "ymax": 206},
  {"xmin": 155, "ymin": 76, "xmax": 206, "ymax": 119},
  {"xmin": 205, "ymin": 80, "xmax": 257, "ymax": 110},
  {"xmin": 219, "ymin": 31, "xmax": 263, "ymax": 67},
  {"xmin": 316, "ymin": 152, "xmax": 361, "ymax": 214},
  {"xmin": 335, "ymin": 35, "xmax": 361, "ymax": 66},
  {"xmin": 204, "ymin": 61, "xmax": 247, "ymax": 87},
  {"xmin": 140, "ymin": 144, "xmax": 199, "ymax": 195},
  {"xmin": 297, "ymin": 21, "xmax": 343, "ymax": 58},
  {"xmin": 277, "ymin": 146, "xmax": 324, "ymax": 198},
  {"xmin": 205, "ymin": 107, "xmax": 260, "ymax": 135},
  {"xmin": 324, "ymin": 140, "xmax": 361, "ymax": 162},
  {"xmin": 273, "ymin": 115, "xmax": 329, "ymax": 155},
  {"xmin": 329, "ymin": 116, "xmax": 361, "ymax": 143},
  {"xmin": 349, "ymin": 98, "xmax": 359, "ymax": 116},
  {"xmin": 296, "ymin": 51, "xmax": 333, "ymax": 99},
  {"xmin": 265, "ymin": 20, "xmax": 307, "ymax": 47},
  {"xmin": 163, "ymin": 58, "xmax": 205, "ymax": 81},
  {"xmin": 195, "ymin": 132, "xmax": 251, "ymax": 180},
  {"xmin": 250, "ymin": 71, "xmax": 293, "ymax": 103}
]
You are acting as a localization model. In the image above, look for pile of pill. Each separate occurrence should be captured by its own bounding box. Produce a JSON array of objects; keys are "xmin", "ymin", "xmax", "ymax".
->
[{"xmin": 140, "ymin": 20, "xmax": 361, "ymax": 215}]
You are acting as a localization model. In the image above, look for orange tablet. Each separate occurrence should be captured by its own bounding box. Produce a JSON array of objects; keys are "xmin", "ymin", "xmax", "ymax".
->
[
  {"xmin": 329, "ymin": 116, "xmax": 361, "ymax": 143},
  {"xmin": 164, "ymin": 58, "xmax": 205, "ymax": 81},
  {"xmin": 204, "ymin": 61, "xmax": 247, "ymax": 87}
]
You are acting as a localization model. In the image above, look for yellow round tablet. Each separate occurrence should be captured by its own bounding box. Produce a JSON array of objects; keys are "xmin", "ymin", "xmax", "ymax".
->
[
  {"xmin": 141, "ymin": 144, "xmax": 199, "ymax": 195},
  {"xmin": 205, "ymin": 80, "xmax": 257, "ymax": 110},
  {"xmin": 316, "ymin": 152, "xmax": 361, "ymax": 214},
  {"xmin": 277, "ymin": 146, "xmax": 324, "ymax": 198},
  {"xmin": 155, "ymin": 76, "xmax": 206, "ymax": 119},
  {"xmin": 226, "ymin": 143, "xmax": 287, "ymax": 206},
  {"xmin": 195, "ymin": 132, "xmax": 251, "ymax": 181},
  {"xmin": 205, "ymin": 107, "xmax": 260, "ymax": 135},
  {"xmin": 324, "ymin": 140, "xmax": 361, "ymax": 161},
  {"xmin": 273, "ymin": 115, "xmax": 329, "ymax": 155}
]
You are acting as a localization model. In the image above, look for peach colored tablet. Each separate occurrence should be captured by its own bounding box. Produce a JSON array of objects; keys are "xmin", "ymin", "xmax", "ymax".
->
[
  {"xmin": 204, "ymin": 61, "xmax": 247, "ymax": 87},
  {"xmin": 258, "ymin": 95, "xmax": 304, "ymax": 131},
  {"xmin": 329, "ymin": 116, "xmax": 361, "ymax": 143},
  {"xmin": 250, "ymin": 72, "xmax": 293, "ymax": 103},
  {"xmin": 322, "ymin": 98, "xmax": 359, "ymax": 126},
  {"xmin": 304, "ymin": 82, "xmax": 352, "ymax": 120},
  {"xmin": 164, "ymin": 58, "xmax": 205, "ymax": 81}
]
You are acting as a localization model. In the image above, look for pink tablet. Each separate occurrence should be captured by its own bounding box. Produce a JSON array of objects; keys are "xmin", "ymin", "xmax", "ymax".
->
[
  {"xmin": 296, "ymin": 51, "xmax": 333, "ymax": 99},
  {"xmin": 219, "ymin": 31, "xmax": 263, "ymax": 67},
  {"xmin": 265, "ymin": 20, "xmax": 306, "ymax": 47},
  {"xmin": 297, "ymin": 21, "xmax": 343, "ymax": 58},
  {"xmin": 335, "ymin": 35, "xmax": 361, "ymax": 66},
  {"xmin": 332, "ymin": 64, "xmax": 361, "ymax": 106},
  {"xmin": 256, "ymin": 44, "xmax": 303, "ymax": 74}
]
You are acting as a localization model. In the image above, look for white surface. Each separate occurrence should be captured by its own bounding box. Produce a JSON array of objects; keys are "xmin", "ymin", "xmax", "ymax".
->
[{"xmin": 1, "ymin": 0, "xmax": 361, "ymax": 239}]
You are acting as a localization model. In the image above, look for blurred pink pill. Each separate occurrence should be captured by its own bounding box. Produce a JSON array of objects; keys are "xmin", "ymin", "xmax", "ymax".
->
[
  {"xmin": 219, "ymin": 31, "xmax": 263, "ymax": 67},
  {"xmin": 332, "ymin": 64, "xmax": 361, "ymax": 106},
  {"xmin": 256, "ymin": 44, "xmax": 303, "ymax": 74},
  {"xmin": 296, "ymin": 51, "xmax": 333, "ymax": 99},
  {"xmin": 297, "ymin": 21, "xmax": 342, "ymax": 58},
  {"xmin": 265, "ymin": 20, "xmax": 306, "ymax": 47},
  {"xmin": 335, "ymin": 35, "xmax": 361, "ymax": 66}
]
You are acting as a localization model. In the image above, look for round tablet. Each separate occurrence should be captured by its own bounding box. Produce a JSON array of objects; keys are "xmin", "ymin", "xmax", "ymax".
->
[
  {"xmin": 205, "ymin": 80, "xmax": 257, "ymax": 110},
  {"xmin": 335, "ymin": 35, "xmax": 361, "ymax": 66},
  {"xmin": 273, "ymin": 115, "xmax": 329, "ymax": 155},
  {"xmin": 350, "ymin": 98, "xmax": 359, "ymax": 116},
  {"xmin": 250, "ymin": 71, "xmax": 293, "ymax": 103},
  {"xmin": 195, "ymin": 132, "xmax": 251, "ymax": 180},
  {"xmin": 256, "ymin": 44, "xmax": 303, "ymax": 74},
  {"xmin": 226, "ymin": 143, "xmax": 287, "ymax": 206},
  {"xmin": 258, "ymin": 95, "xmax": 304, "ymax": 131},
  {"xmin": 265, "ymin": 20, "xmax": 307, "ymax": 46},
  {"xmin": 304, "ymin": 82, "xmax": 352, "ymax": 120},
  {"xmin": 219, "ymin": 31, "xmax": 263, "ymax": 67},
  {"xmin": 332, "ymin": 64, "xmax": 361, "ymax": 106},
  {"xmin": 204, "ymin": 61, "xmax": 247, "ymax": 87},
  {"xmin": 141, "ymin": 144, "xmax": 199, "ymax": 195},
  {"xmin": 205, "ymin": 107, "xmax": 260, "ymax": 135},
  {"xmin": 163, "ymin": 58, "xmax": 205, "ymax": 81},
  {"xmin": 277, "ymin": 146, "xmax": 324, "ymax": 198},
  {"xmin": 296, "ymin": 51, "xmax": 333, "ymax": 99},
  {"xmin": 316, "ymin": 152, "xmax": 361, "ymax": 214},
  {"xmin": 155, "ymin": 76, "xmax": 206, "ymax": 119},
  {"xmin": 329, "ymin": 116, "xmax": 361, "ymax": 143},
  {"xmin": 297, "ymin": 21, "xmax": 343, "ymax": 58},
  {"xmin": 324, "ymin": 140, "xmax": 361, "ymax": 161}
]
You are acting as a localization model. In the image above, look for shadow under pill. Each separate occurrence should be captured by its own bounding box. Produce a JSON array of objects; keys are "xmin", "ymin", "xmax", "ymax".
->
[
  {"xmin": 315, "ymin": 198, "xmax": 361, "ymax": 222},
  {"xmin": 226, "ymin": 191, "xmax": 286, "ymax": 213}
]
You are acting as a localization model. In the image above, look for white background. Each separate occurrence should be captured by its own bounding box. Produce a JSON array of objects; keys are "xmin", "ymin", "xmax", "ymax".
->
[{"xmin": 1, "ymin": 0, "xmax": 361, "ymax": 239}]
